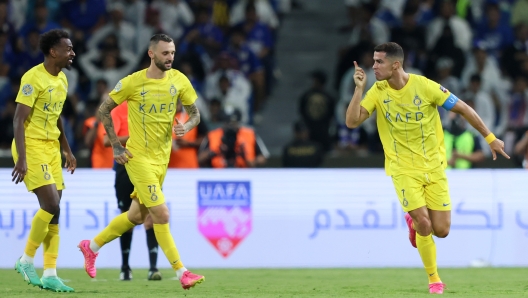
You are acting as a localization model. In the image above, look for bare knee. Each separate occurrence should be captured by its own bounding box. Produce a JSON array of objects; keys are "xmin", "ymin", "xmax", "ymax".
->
[
  {"xmin": 144, "ymin": 214, "xmax": 154, "ymax": 229},
  {"xmin": 149, "ymin": 204, "xmax": 169, "ymax": 224},
  {"xmin": 127, "ymin": 211, "xmax": 144, "ymax": 225},
  {"xmin": 434, "ymin": 227, "xmax": 450, "ymax": 238},
  {"xmin": 41, "ymin": 202, "xmax": 60, "ymax": 216},
  {"xmin": 413, "ymin": 215, "xmax": 433, "ymax": 236}
]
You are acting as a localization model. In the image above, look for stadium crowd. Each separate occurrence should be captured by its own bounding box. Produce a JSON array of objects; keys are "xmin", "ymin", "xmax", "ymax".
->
[{"xmin": 2, "ymin": 0, "xmax": 528, "ymax": 168}]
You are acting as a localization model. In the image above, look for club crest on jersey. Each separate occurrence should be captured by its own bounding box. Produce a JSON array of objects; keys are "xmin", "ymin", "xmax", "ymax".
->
[
  {"xmin": 440, "ymin": 85, "xmax": 448, "ymax": 93},
  {"xmin": 22, "ymin": 84, "xmax": 33, "ymax": 96},
  {"xmin": 413, "ymin": 95, "xmax": 422, "ymax": 108},
  {"xmin": 114, "ymin": 81, "xmax": 122, "ymax": 92},
  {"xmin": 169, "ymin": 84, "xmax": 177, "ymax": 96}
]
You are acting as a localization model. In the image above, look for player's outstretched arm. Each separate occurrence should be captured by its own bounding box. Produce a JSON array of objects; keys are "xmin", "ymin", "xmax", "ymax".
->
[
  {"xmin": 451, "ymin": 99, "xmax": 510, "ymax": 160},
  {"xmin": 99, "ymin": 97, "xmax": 132, "ymax": 164},
  {"xmin": 174, "ymin": 103, "xmax": 200, "ymax": 137},
  {"xmin": 57, "ymin": 116, "xmax": 76, "ymax": 174},
  {"xmin": 345, "ymin": 61, "xmax": 370, "ymax": 128},
  {"xmin": 12, "ymin": 104, "xmax": 31, "ymax": 184}
]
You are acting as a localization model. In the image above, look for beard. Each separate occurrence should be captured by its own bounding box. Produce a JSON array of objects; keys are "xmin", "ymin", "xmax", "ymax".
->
[{"xmin": 154, "ymin": 56, "xmax": 172, "ymax": 71}]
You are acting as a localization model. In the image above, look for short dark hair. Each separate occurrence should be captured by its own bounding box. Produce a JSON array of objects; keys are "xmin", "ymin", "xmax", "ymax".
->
[
  {"xmin": 373, "ymin": 42, "xmax": 404, "ymax": 63},
  {"xmin": 39, "ymin": 29, "xmax": 70, "ymax": 56},
  {"xmin": 149, "ymin": 33, "xmax": 173, "ymax": 48}
]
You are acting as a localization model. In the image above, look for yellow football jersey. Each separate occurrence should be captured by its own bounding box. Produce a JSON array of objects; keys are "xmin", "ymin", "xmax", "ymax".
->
[
  {"xmin": 109, "ymin": 69, "xmax": 197, "ymax": 165},
  {"xmin": 15, "ymin": 63, "xmax": 68, "ymax": 140},
  {"xmin": 361, "ymin": 74, "xmax": 459, "ymax": 176}
]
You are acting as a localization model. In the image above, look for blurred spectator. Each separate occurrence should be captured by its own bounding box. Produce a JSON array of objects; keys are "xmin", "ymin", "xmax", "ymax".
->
[
  {"xmin": 473, "ymin": 2, "xmax": 514, "ymax": 58},
  {"xmin": 0, "ymin": 62, "xmax": 11, "ymax": 108},
  {"xmin": 206, "ymin": 98, "xmax": 228, "ymax": 130},
  {"xmin": 511, "ymin": 0, "xmax": 528, "ymax": 27},
  {"xmin": 216, "ymin": 74, "xmax": 251, "ymax": 124},
  {"xmin": 0, "ymin": 30, "xmax": 14, "ymax": 73},
  {"xmin": 426, "ymin": 0, "xmax": 472, "ymax": 52},
  {"xmin": 9, "ymin": 0, "xmax": 28, "ymax": 31},
  {"xmin": 234, "ymin": 2, "xmax": 274, "ymax": 61},
  {"xmin": 435, "ymin": 57, "xmax": 461, "ymax": 101},
  {"xmin": 347, "ymin": 3, "xmax": 389, "ymax": 47},
  {"xmin": 463, "ymin": 74, "xmax": 496, "ymax": 139},
  {"xmin": 507, "ymin": 76, "xmax": 528, "ymax": 130},
  {"xmin": 206, "ymin": 53, "xmax": 252, "ymax": 124},
  {"xmin": 390, "ymin": 6, "xmax": 426, "ymax": 71},
  {"xmin": 225, "ymin": 27, "xmax": 266, "ymax": 112},
  {"xmin": 14, "ymin": 30, "xmax": 44, "ymax": 79},
  {"xmin": 168, "ymin": 101, "xmax": 208, "ymax": 168},
  {"xmin": 444, "ymin": 112, "xmax": 485, "ymax": 169},
  {"xmin": 282, "ymin": 120, "xmax": 324, "ymax": 168},
  {"xmin": 83, "ymin": 99, "xmax": 114, "ymax": 168},
  {"xmin": 299, "ymin": 70, "xmax": 335, "ymax": 152},
  {"xmin": 0, "ymin": 96, "xmax": 15, "ymax": 149},
  {"xmin": 136, "ymin": 7, "xmax": 164, "ymax": 55},
  {"xmin": 501, "ymin": 24, "xmax": 528, "ymax": 79},
  {"xmin": 87, "ymin": 3, "xmax": 136, "ymax": 54},
  {"xmin": 513, "ymin": 129, "xmax": 528, "ymax": 168},
  {"xmin": 435, "ymin": 57, "xmax": 460, "ymax": 123},
  {"xmin": 79, "ymin": 44, "xmax": 138, "ymax": 90},
  {"xmin": 178, "ymin": 6, "xmax": 224, "ymax": 71},
  {"xmin": 151, "ymin": 0, "xmax": 194, "ymax": 41},
  {"xmin": 461, "ymin": 45, "xmax": 505, "ymax": 95},
  {"xmin": 336, "ymin": 108, "xmax": 369, "ymax": 156},
  {"xmin": 0, "ymin": 1, "xmax": 15, "ymax": 40},
  {"xmin": 19, "ymin": 2, "xmax": 60, "ymax": 37},
  {"xmin": 60, "ymin": 0, "xmax": 107, "ymax": 37},
  {"xmin": 426, "ymin": 24, "xmax": 466, "ymax": 78},
  {"xmin": 60, "ymin": 98, "xmax": 78, "ymax": 152},
  {"xmin": 90, "ymin": 78, "xmax": 111, "ymax": 104},
  {"xmin": 337, "ymin": 50, "xmax": 375, "ymax": 126},
  {"xmin": 121, "ymin": 0, "xmax": 147, "ymax": 28},
  {"xmin": 198, "ymin": 108, "xmax": 268, "ymax": 168},
  {"xmin": 230, "ymin": 0, "xmax": 279, "ymax": 30},
  {"xmin": 234, "ymin": 2, "xmax": 275, "ymax": 95}
]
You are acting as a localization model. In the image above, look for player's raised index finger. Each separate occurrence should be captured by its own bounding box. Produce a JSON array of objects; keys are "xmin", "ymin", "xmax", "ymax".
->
[
  {"xmin": 353, "ymin": 61, "xmax": 360, "ymax": 69},
  {"xmin": 174, "ymin": 117, "xmax": 180, "ymax": 124}
]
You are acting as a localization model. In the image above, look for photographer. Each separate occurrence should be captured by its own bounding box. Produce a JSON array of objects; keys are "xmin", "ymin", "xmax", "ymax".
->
[{"xmin": 198, "ymin": 108, "xmax": 268, "ymax": 168}]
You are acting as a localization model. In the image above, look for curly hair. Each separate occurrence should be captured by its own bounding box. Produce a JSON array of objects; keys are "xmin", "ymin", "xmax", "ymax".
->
[{"xmin": 39, "ymin": 29, "xmax": 70, "ymax": 56}]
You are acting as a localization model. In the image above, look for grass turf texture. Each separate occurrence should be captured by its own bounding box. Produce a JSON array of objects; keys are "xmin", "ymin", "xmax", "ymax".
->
[{"xmin": 1, "ymin": 268, "xmax": 528, "ymax": 297}]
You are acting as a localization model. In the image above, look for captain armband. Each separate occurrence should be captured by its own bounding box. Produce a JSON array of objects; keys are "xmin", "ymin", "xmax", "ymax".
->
[{"xmin": 441, "ymin": 94, "xmax": 459, "ymax": 111}]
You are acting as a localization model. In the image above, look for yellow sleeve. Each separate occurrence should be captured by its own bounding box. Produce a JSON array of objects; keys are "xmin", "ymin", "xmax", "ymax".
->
[
  {"xmin": 109, "ymin": 75, "xmax": 134, "ymax": 105},
  {"xmin": 179, "ymin": 74, "xmax": 197, "ymax": 105},
  {"xmin": 360, "ymin": 86, "xmax": 377, "ymax": 115},
  {"xmin": 427, "ymin": 78, "xmax": 453, "ymax": 108},
  {"xmin": 16, "ymin": 72, "xmax": 40, "ymax": 108}
]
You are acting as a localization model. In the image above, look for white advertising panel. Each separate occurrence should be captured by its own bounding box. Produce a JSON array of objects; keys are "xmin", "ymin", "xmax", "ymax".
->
[{"xmin": 0, "ymin": 169, "xmax": 526, "ymax": 268}]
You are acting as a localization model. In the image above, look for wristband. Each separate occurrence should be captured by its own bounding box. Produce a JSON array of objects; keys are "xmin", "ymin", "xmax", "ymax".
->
[{"xmin": 485, "ymin": 133, "xmax": 496, "ymax": 144}]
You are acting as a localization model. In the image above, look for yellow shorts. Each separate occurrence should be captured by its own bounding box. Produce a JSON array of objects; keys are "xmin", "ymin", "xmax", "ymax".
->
[
  {"xmin": 12, "ymin": 138, "xmax": 65, "ymax": 192},
  {"xmin": 125, "ymin": 159, "xmax": 167, "ymax": 208},
  {"xmin": 391, "ymin": 170, "xmax": 451, "ymax": 212}
]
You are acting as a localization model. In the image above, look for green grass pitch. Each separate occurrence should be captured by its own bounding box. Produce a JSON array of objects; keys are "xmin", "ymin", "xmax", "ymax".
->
[{"xmin": 1, "ymin": 268, "xmax": 528, "ymax": 297}]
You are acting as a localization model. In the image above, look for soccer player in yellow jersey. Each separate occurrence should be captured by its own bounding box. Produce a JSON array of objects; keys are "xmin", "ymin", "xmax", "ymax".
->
[
  {"xmin": 346, "ymin": 43, "xmax": 510, "ymax": 294},
  {"xmin": 78, "ymin": 34, "xmax": 205, "ymax": 290},
  {"xmin": 11, "ymin": 29, "xmax": 76, "ymax": 292}
]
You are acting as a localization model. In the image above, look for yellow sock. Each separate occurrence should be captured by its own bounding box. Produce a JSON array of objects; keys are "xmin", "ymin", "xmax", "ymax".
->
[
  {"xmin": 416, "ymin": 233, "xmax": 441, "ymax": 284},
  {"xmin": 43, "ymin": 224, "xmax": 59, "ymax": 270},
  {"xmin": 25, "ymin": 209, "xmax": 54, "ymax": 257},
  {"xmin": 153, "ymin": 223, "xmax": 184, "ymax": 270},
  {"xmin": 93, "ymin": 212, "xmax": 136, "ymax": 247}
]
